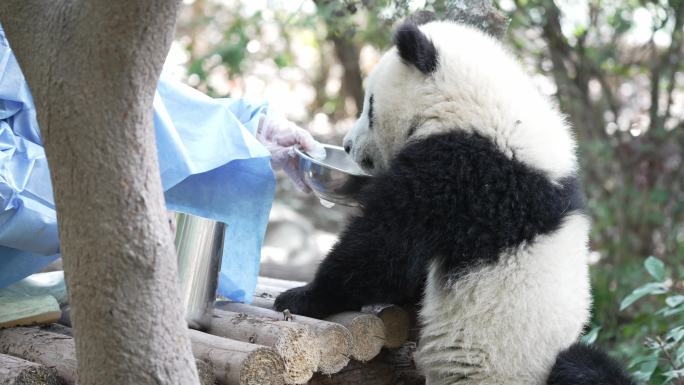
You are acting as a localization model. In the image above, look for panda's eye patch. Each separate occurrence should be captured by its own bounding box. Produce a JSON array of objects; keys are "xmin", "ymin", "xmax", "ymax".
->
[{"xmin": 368, "ymin": 95, "xmax": 374, "ymax": 129}]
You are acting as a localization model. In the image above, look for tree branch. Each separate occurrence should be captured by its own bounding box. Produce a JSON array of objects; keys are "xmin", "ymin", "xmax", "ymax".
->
[{"xmin": 445, "ymin": 0, "xmax": 510, "ymax": 38}]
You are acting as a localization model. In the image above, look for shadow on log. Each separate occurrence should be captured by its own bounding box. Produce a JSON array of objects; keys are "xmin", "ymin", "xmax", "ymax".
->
[{"xmin": 308, "ymin": 342, "xmax": 425, "ymax": 385}]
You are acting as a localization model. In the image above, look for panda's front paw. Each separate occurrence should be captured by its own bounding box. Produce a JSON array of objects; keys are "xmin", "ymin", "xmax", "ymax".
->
[
  {"xmin": 274, "ymin": 285, "xmax": 328, "ymax": 319},
  {"xmin": 274, "ymin": 285, "xmax": 311, "ymax": 314}
]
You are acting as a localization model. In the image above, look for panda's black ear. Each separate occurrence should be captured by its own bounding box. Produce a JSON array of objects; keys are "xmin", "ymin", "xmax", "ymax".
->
[{"xmin": 393, "ymin": 22, "xmax": 438, "ymax": 75}]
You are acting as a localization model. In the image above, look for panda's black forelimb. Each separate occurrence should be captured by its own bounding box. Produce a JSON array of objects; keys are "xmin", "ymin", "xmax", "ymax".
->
[{"xmin": 274, "ymin": 131, "xmax": 584, "ymax": 319}]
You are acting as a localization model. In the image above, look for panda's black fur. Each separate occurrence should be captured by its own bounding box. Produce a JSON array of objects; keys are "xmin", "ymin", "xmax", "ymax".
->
[
  {"xmin": 549, "ymin": 343, "xmax": 636, "ymax": 385},
  {"xmin": 275, "ymin": 131, "xmax": 584, "ymax": 315},
  {"xmin": 275, "ymin": 19, "xmax": 634, "ymax": 385},
  {"xmin": 395, "ymin": 22, "xmax": 439, "ymax": 74}
]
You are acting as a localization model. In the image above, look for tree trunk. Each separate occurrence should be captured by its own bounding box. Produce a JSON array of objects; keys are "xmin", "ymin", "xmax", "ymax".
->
[
  {"xmin": 330, "ymin": 36, "xmax": 364, "ymax": 115},
  {"xmin": 0, "ymin": 1, "xmax": 200, "ymax": 385}
]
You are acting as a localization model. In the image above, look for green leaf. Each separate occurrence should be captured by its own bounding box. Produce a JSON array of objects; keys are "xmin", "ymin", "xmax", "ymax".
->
[
  {"xmin": 664, "ymin": 369, "xmax": 684, "ymax": 382},
  {"xmin": 581, "ymin": 326, "xmax": 601, "ymax": 345},
  {"xmin": 665, "ymin": 326, "xmax": 684, "ymax": 344},
  {"xmin": 677, "ymin": 342, "xmax": 684, "ymax": 364},
  {"xmin": 661, "ymin": 305, "xmax": 684, "ymax": 317},
  {"xmin": 620, "ymin": 282, "xmax": 668, "ymax": 311},
  {"xmin": 632, "ymin": 356, "xmax": 659, "ymax": 382},
  {"xmin": 644, "ymin": 256, "xmax": 666, "ymax": 282},
  {"xmin": 667, "ymin": 295, "xmax": 684, "ymax": 308}
]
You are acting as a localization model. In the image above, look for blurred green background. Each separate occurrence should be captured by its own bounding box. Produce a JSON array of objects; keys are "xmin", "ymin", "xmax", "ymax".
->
[{"xmin": 170, "ymin": 1, "xmax": 684, "ymax": 383}]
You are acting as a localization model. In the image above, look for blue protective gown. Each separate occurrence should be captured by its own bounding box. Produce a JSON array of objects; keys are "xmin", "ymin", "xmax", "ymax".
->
[{"xmin": 0, "ymin": 25, "xmax": 275, "ymax": 302}]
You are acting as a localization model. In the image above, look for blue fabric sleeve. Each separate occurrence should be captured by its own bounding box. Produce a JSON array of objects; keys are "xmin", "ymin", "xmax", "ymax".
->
[
  {"xmin": 0, "ymin": 25, "xmax": 58, "ymax": 257},
  {"xmin": 155, "ymin": 77, "xmax": 275, "ymax": 302}
]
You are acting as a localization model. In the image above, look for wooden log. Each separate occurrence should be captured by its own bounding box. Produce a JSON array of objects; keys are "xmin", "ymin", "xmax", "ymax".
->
[
  {"xmin": 381, "ymin": 342, "xmax": 424, "ymax": 385},
  {"xmin": 324, "ymin": 312, "xmax": 385, "ymax": 362},
  {"xmin": 254, "ymin": 284, "xmax": 288, "ymax": 301},
  {"xmin": 0, "ymin": 353, "xmax": 64, "ymax": 385},
  {"xmin": 54, "ymin": 313, "xmax": 273, "ymax": 385},
  {"xmin": 361, "ymin": 304, "xmax": 409, "ymax": 349},
  {"xmin": 307, "ymin": 359, "xmax": 393, "ymax": 385},
  {"xmin": 208, "ymin": 309, "xmax": 319, "ymax": 384},
  {"xmin": 255, "ymin": 285, "xmax": 408, "ymax": 349},
  {"xmin": 0, "ymin": 328, "xmax": 77, "ymax": 384},
  {"xmin": 308, "ymin": 342, "xmax": 425, "ymax": 385},
  {"xmin": 257, "ymin": 277, "xmax": 306, "ymax": 290},
  {"xmin": 194, "ymin": 358, "xmax": 218, "ymax": 385},
  {"xmin": 0, "ymin": 295, "xmax": 61, "ymax": 329},
  {"xmin": 39, "ymin": 324, "xmax": 73, "ymax": 337},
  {"xmin": 34, "ymin": 323, "xmax": 216, "ymax": 385},
  {"xmin": 252, "ymin": 286, "xmax": 387, "ymax": 362},
  {"xmin": 189, "ymin": 329, "xmax": 285, "ymax": 385},
  {"xmin": 216, "ymin": 302, "xmax": 351, "ymax": 375}
]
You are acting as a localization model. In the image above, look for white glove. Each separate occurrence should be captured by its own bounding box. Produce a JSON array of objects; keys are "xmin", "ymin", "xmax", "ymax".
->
[{"xmin": 257, "ymin": 114, "xmax": 326, "ymax": 192}]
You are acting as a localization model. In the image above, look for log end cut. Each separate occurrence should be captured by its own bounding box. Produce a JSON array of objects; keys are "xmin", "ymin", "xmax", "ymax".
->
[
  {"xmin": 240, "ymin": 346, "xmax": 287, "ymax": 385},
  {"xmin": 312, "ymin": 322, "xmax": 351, "ymax": 375},
  {"xmin": 325, "ymin": 312, "xmax": 385, "ymax": 362},
  {"xmin": 272, "ymin": 323, "xmax": 319, "ymax": 384},
  {"xmin": 362, "ymin": 304, "xmax": 410, "ymax": 349}
]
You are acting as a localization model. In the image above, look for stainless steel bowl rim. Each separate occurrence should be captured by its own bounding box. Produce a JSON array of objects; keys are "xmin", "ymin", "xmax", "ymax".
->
[{"xmin": 294, "ymin": 145, "xmax": 371, "ymax": 177}]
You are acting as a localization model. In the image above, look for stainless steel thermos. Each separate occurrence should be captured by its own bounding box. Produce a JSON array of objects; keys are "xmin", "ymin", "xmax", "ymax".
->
[{"xmin": 173, "ymin": 212, "xmax": 226, "ymax": 330}]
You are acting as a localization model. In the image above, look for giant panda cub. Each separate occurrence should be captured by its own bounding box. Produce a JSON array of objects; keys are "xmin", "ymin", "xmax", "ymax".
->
[{"xmin": 275, "ymin": 19, "xmax": 634, "ymax": 385}]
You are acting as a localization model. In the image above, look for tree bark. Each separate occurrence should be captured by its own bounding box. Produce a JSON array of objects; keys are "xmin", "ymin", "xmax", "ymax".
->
[
  {"xmin": 330, "ymin": 36, "xmax": 364, "ymax": 114},
  {"xmin": 0, "ymin": 353, "xmax": 64, "ymax": 385},
  {"xmin": 444, "ymin": 0, "xmax": 509, "ymax": 38},
  {"xmin": 0, "ymin": 1, "xmax": 200, "ymax": 385}
]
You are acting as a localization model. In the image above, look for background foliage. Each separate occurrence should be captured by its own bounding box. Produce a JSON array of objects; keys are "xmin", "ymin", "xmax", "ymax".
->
[{"xmin": 172, "ymin": 1, "xmax": 684, "ymax": 382}]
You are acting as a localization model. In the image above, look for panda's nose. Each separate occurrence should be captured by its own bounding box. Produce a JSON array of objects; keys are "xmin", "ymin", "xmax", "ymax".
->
[{"xmin": 343, "ymin": 141, "xmax": 352, "ymax": 154}]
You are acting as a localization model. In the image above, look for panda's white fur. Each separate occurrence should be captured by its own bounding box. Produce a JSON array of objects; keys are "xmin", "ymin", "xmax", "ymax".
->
[
  {"xmin": 344, "ymin": 22, "xmax": 577, "ymax": 182},
  {"xmin": 345, "ymin": 21, "xmax": 591, "ymax": 385},
  {"xmin": 419, "ymin": 213, "xmax": 591, "ymax": 384}
]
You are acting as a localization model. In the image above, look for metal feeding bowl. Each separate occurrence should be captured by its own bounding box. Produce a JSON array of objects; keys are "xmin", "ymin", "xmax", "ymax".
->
[{"xmin": 295, "ymin": 144, "xmax": 371, "ymax": 206}]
